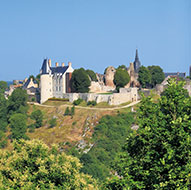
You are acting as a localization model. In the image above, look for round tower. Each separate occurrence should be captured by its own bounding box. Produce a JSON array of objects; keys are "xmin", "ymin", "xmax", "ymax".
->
[{"xmin": 40, "ymin": 59, "xmax": 53, "ymax": 104}]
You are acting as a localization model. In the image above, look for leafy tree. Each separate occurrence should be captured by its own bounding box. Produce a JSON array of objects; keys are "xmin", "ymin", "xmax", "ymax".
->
[
  {"xmin": 9, "ymin": 113, "xmax": 28, "ymax": 140},
  {"xmin": 7, "ymin": 88, "xmax": 28, "ymax": 117},
  {"xmin": 30, "ymin": 109, "xmax": 43, "ymax": 128},
  {"xmin": 0, "ymin": 131, "xmax": 7, "ymax": 148},
  {"xmin": 0, "ymin": 81, "xmax": 8, "ymax": 94},
  {"xmin": 80, "ymin": 113, "xmax": 134, "ymax": 181},
  {"xmin": 0, "ymin": 139, "xmax": 98, "ymax": 189},
  {"xmin": 86, "ymin": 69, "xmax": 98, "ymax": 81},
  {"xmin": 138, "ymin": 66, "xmax": 151, "ymax": 88},
  {"xmin": 0, "ymin": 94, "xmax": 8, "ymax": 132},
  {"xmin": 114, "ymin": 68, "xmax": 130, "ymax": 91},
  {"xmin": 148, "ymin": 65, "xmax": 165, "ymax": 87},
  {"xmin": 71, "ymin": 68, "xmax": 91, "ymax": 93},
  {"xmin": 106, "ymin": 79, "xmax": 191, "ymax": 189},
  {"xmin": 117, "ymin": 65, "xmax": 127, "ymax": 70}
]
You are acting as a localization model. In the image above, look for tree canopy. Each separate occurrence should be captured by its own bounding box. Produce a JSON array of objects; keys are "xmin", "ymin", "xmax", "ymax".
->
[
  {"xmin": 106, "ymin": 79, "xmax": 191, "ymax": 189},
  {"xmin": 7, "ymin": 88, "xmax": 28, "ymax": 117},
  {"xmin": 148, "ymin": 65, "xmax": 165, "ymax": 87},
  {"xmin": 114, "ymin": 68, "xmax": 130, "ymax": 91},
  {"xmin": 0, "ymin": 139, "xmax": 98, "ymax": 189},
  {"xmin": 138, "ymin": 66, "xmax": 151, "ymax": 88},
  {"xmin": 86, "ymin": 69, "xmax": 98, "ymax": 81},
  {"xmin": 0, "ymin": 81, "xmax": 8, "ymax": 94},
  {"xmin": 71, "ymin": 68, "xmax": 91, "ymax": 93},
  {"xmin": 9, "ymin": 113, "xmax": 28, "ymax": 140}
]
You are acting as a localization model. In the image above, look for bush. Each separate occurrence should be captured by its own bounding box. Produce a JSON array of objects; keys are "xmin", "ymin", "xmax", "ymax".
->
[
  {"xmin": 64, "ymin": 107, "xmax": 70, "ymax": 116},
  {"xmin": 30, "ymin": 109, "xmax": 43, "ymax": 128},
  {"xmin": 48, "ymin": 97, "xmax": 69, "ymax": 102},
  {"xmin": 28, "ymin": 124, "xmax": 35, "ymax": 133},
  {"xmin": 49, "ymin": 118, "xmax": 57, "ymax": 128},
  {"xmin": 87, "ymin": 101, "xmax": 97, "ymax": 106},
  {"xmin": 73, "ymin": 98, "xmax": 83, "ymax": 105},
  {"xmin": 0, "ymin": 139, "xmax": 98, "ymax": 189}
]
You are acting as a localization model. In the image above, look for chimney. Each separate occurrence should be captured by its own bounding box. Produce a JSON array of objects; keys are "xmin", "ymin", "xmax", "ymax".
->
[
  {"xmin": 48, "ymin": 59, "xmax": 51, "ymax": 67},
  {"xmin": 68, "ymin": 62, "xmax": 72, "ymax": 67},
  {"xmin": 55, "ymin": 62, "xmax": 59, "ymax": 67},
  {"xmin": 62, "ymin": 62, "xmax": 65, "ymax": 67}
]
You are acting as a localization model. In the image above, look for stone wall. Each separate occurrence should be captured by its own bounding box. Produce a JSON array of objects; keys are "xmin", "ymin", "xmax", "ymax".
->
[{"xmin": 63, "ymin": 87, "xmax": 138, "ymax": 105}]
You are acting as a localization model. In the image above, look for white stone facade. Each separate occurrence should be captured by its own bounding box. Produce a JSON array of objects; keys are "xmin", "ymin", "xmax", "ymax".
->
[{"xmin": 40, "ymin": 59, "xmax": 74, "ymax": 104}]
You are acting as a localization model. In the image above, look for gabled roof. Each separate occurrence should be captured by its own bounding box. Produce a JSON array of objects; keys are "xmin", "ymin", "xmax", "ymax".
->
[
  {"xmin": 51, "ymin": 66, "xmax": 69, "ymax": 74},
  {"xmin": 23, "ymin": 78, "xmax": 37, "ymax": 89}
]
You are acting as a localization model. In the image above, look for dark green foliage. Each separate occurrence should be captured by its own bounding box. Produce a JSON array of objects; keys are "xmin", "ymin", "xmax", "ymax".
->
[
  {"xmin": 30, "ymin": 109, "xmax": 43, "ymax": 128},
  {"xmin": 64, "ymin": 107, "xmax": 70, "ymax": 116},
  {"xmin": 71, "ymin": 68, "xmax": 91, "ymax": 93},
  {"xmin": 114, "ymin": 68, "xmax": 130, "ymax": 91},
  {"xmin": 87, "ymin": 100, "xmax": 97, "ymax": 106},
  {"xmin": 86, "ymin": 69, "xmax": 98, "ymax": 81},
  {"xmin": 138, "ymin": 66, "xmax": 151, "ymax": 88},
  {"xmin": 49, "ymin": 118, "xmax": 57, "ymax": 128},
  {"xmin": 28, "ymin": 124, "xmax": 35, "ymax": 133},
  {"xmin": 73, "ymin": 98, "xmax": 83, "ymax": 105},
  {"xmin": 80, "ymin": 113, "xmax": 134, "ymax": 181},
  {"xmin": 71, "ymin": 106, "xmax": 75, "ymax": 116},
  {"xmin": 117, "ymin": 65, "xmax": 127, "ymax": 70},
  {"xmin": 9, "ymin": 113, "xmax": 28, "ymax": 140},
  {"xmin": 148, "ymin": 65, "xmax": 165, "ymax": 87},
  {"xmin": 0, "ymin": 94, "xmax": 8, "ymax": 132},
  {"xmin": 0, "ymin": 131, "xmax": 7, "ymax": 148},
  {"xmin": 107, "ymin": 79, "xmax": 191, "ymax": 189},
  {"xmin": 7, "ymin": 88, "xmax": 28, "ymax": 117},
  {"xmin": 0, "ymin": 81, "xmax": 8, "ymax": 94}
]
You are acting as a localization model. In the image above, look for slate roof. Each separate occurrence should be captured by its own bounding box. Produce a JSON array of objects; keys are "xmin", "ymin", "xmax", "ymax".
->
[
  {"xmin": 41, "ymin": 59, "xmax": 50, "ymax": 74},
  {"xmin": 50, "ymin": 66, "xmax": 69, "ymax": 74},
  {"xmin": 41, "ymin": 59, "xmax": 69, "ymax": 75},
  {"xmin": 164, "ymin": 72, "xmax": 186, "ymax": 78},
  {"xmin": 23, "ymin": 78, "xmax": 37, "ymax": 89}
]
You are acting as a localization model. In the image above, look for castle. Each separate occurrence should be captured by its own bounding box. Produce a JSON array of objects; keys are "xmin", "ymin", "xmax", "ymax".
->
[{"xmin": 40, "ymin": 59, "xmax": 74, "ymax": 103}]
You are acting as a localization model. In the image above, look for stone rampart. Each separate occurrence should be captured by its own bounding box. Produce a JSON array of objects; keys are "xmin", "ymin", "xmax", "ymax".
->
[{"xmin": 63, "ymin": 87, "xmax": 138, "ymax": 105}]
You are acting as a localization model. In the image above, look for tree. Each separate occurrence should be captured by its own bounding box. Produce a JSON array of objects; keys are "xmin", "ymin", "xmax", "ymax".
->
[
  {"xmin": 7, "ymin": 88, "xmax": 28, "ymax": 117},
  {"xmin": 86, "ymin": 69, "xmax": 98, "ymax": 81},
  {"xmin": 30, "ymin": 109, "xmax": 43, "ymax": 128},
  {"xmin": 71, "ymin": 68, "xmax": 91, "ymax": 93},
  {"xmin": 138, "ymin": 66, "xmax": 151, "ymax": 88},
  {"xmin": 114, "ymin": 68, "xmax": 130, "ymax": 91},
  {"xmin": 117, "ymin": 65, "xmax": 127, "ymax": 70},
  {"xmin": 0, "ymin": 81, "xmax": 8, "ymax": 94},
  {"xmin": 106, "ymin": 79, "xmax": 191, "ymax": 189},
  {"xmin": 9, "ymin": 113, "xmax": 28, "ymax": 140},
  {"xmin": 0, "ymin": 94, "xmax": 8, "ymax": 132},
  {"xmin": 0, "ymin": 139, "xmax": 98, "ymax": 189},
  {"xmin": 148, "ymin": 65, "xmax": 165, "ymax": 87}
]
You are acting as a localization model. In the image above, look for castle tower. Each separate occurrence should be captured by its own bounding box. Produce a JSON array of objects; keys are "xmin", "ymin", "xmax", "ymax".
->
[
  {"xmin": 133, "ymin": 49, "xmax": 141, "ymax": 72},
  {"xmin": 40, "ymin": 59, "xmax": 53, "ymax": 104}
]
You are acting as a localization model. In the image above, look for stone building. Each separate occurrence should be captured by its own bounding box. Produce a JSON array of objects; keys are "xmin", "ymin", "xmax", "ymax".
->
[{"xmin": 40, "ymin": 59, "xmax": 74, "ymax": 103}]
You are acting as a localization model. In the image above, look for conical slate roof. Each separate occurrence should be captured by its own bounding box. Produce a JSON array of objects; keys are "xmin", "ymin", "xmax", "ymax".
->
[{"xmin": 133, "ymin": 49, "xmax": 141, "ymax": 72}]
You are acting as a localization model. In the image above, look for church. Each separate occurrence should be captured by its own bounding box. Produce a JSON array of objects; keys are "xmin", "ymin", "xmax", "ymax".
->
[{"xmin": 40, "ymin": 59, "xmax": 74, "ymax": 103}]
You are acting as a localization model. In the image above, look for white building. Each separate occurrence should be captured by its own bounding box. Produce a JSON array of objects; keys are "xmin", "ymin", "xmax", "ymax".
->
[{"xmin": 40, "ymin": 59, "xmax": 74, "ymax": 104}]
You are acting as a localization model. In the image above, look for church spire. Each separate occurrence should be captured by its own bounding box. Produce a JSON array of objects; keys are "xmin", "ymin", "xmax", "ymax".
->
[{"xmin": 133, "ymin": 49, "xmax": 141, "ymax": 72}]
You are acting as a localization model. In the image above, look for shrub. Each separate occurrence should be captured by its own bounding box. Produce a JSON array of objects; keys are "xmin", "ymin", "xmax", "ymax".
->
[
  {"xmin": 87, "ymin": 101, "xmax": 97, "ymax": 106},
  {"xmin": 73, "ymin": 98, "xmax": 83, "ymax": 105},
  {"xmin": 49, "ymin": 118, "xmax": 57, "ymax": 128},
  {"xmin": 64, "ymin": 107, "xmax": 70, "ymax": 116}
]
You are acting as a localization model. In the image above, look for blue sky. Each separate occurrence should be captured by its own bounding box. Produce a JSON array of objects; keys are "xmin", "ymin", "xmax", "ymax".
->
[{"xmin": 0, "ymin": 0, "xmax": 190, "ymax": 81}]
